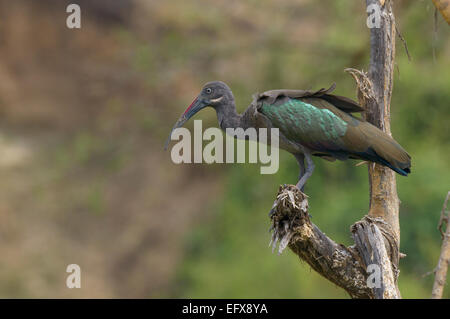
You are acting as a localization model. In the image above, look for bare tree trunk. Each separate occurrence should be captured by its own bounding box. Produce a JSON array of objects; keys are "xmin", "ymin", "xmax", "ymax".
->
[
  {"xmin": 364, "ymin": 0, "xmax": 399, "ymax": 243},
  {"xmin": 269, "ymin": 0, "xmax": 401, "ymax": 299},
  {"xmin": 347, "ymin": 0, "xmax": 401, "ymax": 297}
]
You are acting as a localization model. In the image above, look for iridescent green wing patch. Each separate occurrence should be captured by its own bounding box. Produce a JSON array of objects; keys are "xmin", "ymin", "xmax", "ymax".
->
[{"xmin": 260, "ymin": 98, "xmax": 348, "ymax": 150}]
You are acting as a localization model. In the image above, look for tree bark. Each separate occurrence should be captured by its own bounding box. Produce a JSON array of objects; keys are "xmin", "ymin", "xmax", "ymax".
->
[
  {"xmin": 269, "ymin": 0, "xmax": 401, "ymax": 299},
  {"xmin": 364, "ymin": 0, "xmax": 400, "ymax": 244},
  {"xmin": 269, "ymin": 185, "xmax": 373, "ymax": 299},
  {"xmin": 431, "ymin": 191, "xmax": 450, "ymax": 299}
]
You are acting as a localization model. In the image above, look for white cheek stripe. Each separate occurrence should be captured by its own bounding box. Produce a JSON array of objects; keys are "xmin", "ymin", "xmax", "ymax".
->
[{"xmin": 210, "ymin": 96, "xmax": 224, "ymax": 103}]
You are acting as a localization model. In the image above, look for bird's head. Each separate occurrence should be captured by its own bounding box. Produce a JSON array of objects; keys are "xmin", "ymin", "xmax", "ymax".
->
[{"xmin": 164, "ymin": 81, "xmax": 232, "ymax": 149}]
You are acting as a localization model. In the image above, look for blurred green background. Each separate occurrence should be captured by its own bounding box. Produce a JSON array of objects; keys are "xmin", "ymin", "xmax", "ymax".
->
[{"xmin": 0, "ymin": 0, "xmax": 448, "ymax": 298}]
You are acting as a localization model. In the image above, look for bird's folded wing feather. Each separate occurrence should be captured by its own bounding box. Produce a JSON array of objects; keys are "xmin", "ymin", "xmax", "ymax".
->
[
  {"xmin": 252, "ymin": 83, "xmax": 364, "ymax": 113},
  {"xmin": 257, "ymin": 96, "xmax": 352, "ymax": 153}
]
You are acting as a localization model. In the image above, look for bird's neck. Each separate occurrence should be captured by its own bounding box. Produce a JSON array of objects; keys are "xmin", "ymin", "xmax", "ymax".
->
[{"xmin": 216, "ymin": 99, "xmax": 243, "ymax": 131}]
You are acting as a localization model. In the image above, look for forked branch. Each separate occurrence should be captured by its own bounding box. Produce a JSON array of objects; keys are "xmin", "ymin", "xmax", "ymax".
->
[{"xmin": 269, "ymin": 185, "xmax": 399, "ymax": 298}]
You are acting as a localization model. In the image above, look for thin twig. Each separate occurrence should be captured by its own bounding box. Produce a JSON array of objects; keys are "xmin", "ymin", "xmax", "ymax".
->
[
  {"xmin": 431, "ymin": 191, "xmax": 450, "ymax": 299},
  {"xmin": 433, "ymin": 7, "xmax": 438, "ymax": 63},
  {"xmin": 438, "ymin": 191, "xmax": 450, "ymax": 239},
  {"xmin": 394, "ymin": 21, "xmax": 411, "ymax": 61}
]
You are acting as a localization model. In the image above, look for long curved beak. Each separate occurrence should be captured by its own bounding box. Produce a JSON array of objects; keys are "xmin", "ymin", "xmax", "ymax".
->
[{"xmin": 164, "ymin": 97, "xmax": 207, "ymax": 150}]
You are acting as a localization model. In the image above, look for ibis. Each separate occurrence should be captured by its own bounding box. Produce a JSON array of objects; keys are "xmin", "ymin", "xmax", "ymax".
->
[{"xmin": 165, "ymin": 81, "xmax": 411, "ymax": 190}]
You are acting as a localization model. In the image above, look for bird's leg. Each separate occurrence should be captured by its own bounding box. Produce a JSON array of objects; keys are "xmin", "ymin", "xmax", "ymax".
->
[
  {"xmin": 269, "ymin": 153, "xmax": 312, "ymax": 218},
  {"xmin": 294, "ymin": 153, "xmax": 306, "ymax": 192},
  {"xmin": 296, "ymin": 151, "xmax": 314, "ymax": 191}
]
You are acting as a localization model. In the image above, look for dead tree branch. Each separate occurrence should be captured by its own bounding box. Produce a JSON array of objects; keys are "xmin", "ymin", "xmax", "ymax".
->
[
  {"xmin": 269, "ymin": 185, "xmax": 372, "ymax": 299},
  {"xmin": 351, "ymin": 217, "xmax": 399, "ymax": 298},
  {"xmin": 431, "ymin": 191, "xmax": 450, "ymax": 299}
]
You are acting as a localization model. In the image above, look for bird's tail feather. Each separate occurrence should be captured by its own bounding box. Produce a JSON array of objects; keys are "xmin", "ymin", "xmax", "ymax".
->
[
  {"xmin": 353, "ymin": 128, "xmax": 411, "ymax": 176},
  {"xmin": 358, "ymin": 147, "xmax": 411, "ymax": 176}
]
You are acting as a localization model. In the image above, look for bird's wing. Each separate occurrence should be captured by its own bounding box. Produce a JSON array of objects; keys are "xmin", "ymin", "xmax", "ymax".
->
[
  {"xmin": 294, "ymin": 98, "xmax": 411, "ymax": 174},
  {"xmin": 257, "ymin": 96, "xmax": 411, "ymax": 175},
  {"xmin": 253, "ymin": 83, "xmax": 364, "ymax": 113},
  {"xmin": 257, "ymin": 96, "xmax": 351, "ymax": 154}
]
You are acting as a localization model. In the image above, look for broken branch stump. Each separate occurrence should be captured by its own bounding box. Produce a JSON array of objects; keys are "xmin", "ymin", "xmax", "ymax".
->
[{"xmin": 269, "ymin": 185, "xmax": 400, "ymax": 299}]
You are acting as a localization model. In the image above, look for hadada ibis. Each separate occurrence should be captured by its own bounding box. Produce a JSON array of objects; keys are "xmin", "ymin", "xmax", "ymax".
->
[{"xmin": 165, "ymin": 81, "xmax": 411, "ymax": 190}]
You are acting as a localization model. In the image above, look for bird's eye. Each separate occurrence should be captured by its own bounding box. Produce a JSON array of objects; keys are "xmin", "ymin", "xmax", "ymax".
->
[{"xmin": 205, "ymin": 88, "xmax": 212, "ymax": 94}]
